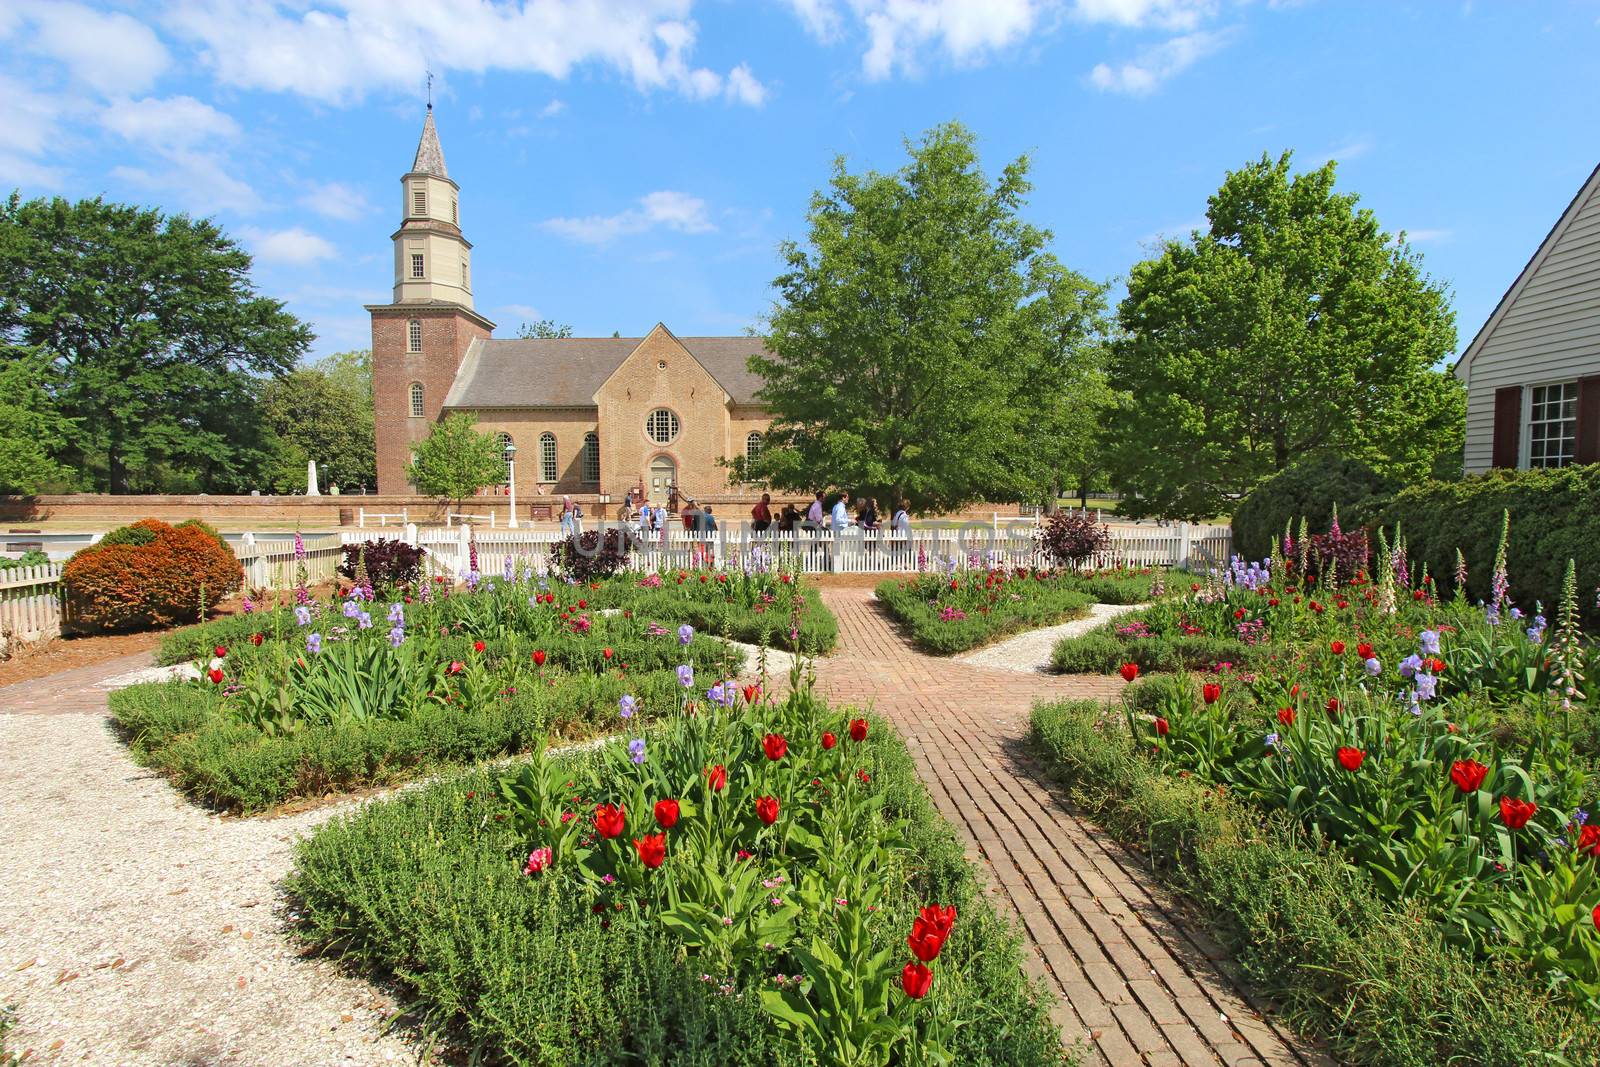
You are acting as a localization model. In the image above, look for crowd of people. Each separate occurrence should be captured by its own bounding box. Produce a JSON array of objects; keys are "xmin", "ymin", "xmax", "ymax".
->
[{"xmin": 608, "ymin": 489, "xmax": 911, "ymax": 538}]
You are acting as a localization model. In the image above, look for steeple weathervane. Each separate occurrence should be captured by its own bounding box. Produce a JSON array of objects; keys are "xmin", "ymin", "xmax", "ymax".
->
[{"xmin": 426, "ymin": 70, "xmax": 433, "ymax": 110}]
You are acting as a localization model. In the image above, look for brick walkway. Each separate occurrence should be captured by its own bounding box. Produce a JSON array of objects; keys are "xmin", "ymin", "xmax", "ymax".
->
[
  {"xmin": 809, "ymin": 589, "xmax": 1327, "ymax": 1067},
  {"xmin": 0, "ymin": 650, "xmax": 157, "ymax": 715}
]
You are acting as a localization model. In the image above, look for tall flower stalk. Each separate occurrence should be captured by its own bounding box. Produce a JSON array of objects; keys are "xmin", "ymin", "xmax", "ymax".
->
[
  {"xmin": 293, "ymin": 530, "xmax": 310, "ymax": 606},
  {"xmin": 1550, "ymin": 559, "xmax": 1587, "ymax": 713},
  {"xmin": 1375, "ymin": 527, "xmax": 1396, "ymax": 615},
  {"xmin": 1454, "ymin": 548, "xmax": 1468, "ymax": 601},
  {"xmin": 1487, "ymin": 510, "xmax": 1512, "ymax": 625}
]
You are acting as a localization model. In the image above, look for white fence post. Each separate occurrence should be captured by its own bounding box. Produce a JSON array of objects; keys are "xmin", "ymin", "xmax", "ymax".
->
[
  {"xmin": 458, "ymin": 523, "xmax": 472, "ymax": 577},
  {"xmin": 403, "ymin": 522, "xmax": 417, "ymax": 547},
  {"xmin": 1177, "ymin": 522, "xmax": 1192, "ymax": 569}
]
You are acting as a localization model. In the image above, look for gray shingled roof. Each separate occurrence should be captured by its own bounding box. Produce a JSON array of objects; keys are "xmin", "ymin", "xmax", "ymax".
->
[
  {"xmin": 411, "ymin": 108, "xmax": 448, "ymax": 178},
  {"xmin": 442, "ymin": 335, "xmax": 771, "ymax": 409}
]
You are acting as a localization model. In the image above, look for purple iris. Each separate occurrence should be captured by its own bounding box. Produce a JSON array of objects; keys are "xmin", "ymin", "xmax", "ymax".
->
[
  {"xmin": 1399, "ymin": 654, "xmax": 1423, "ymax": 680},
  {"xmin": 677, "ymin": 664, "xmax": 694, "ymax": 688},
  {"xmin": 619, "ymin": 694, "xmax": 637, "ymax": 719},
  {"xmin": 388, "ymin": 626, "xmax": 405, "ymax": 648},
  {"xmin": 1414, "ymin": 673, "xmax": 1438, "ymax": 703},
  {"xmin": 1419, "ymin": 630, "xmax": 1441, "ymax": 656},
  {"xmin": 306, "ymin": 632, "xmax": 323, "ymax": 655},
  {"xmin": 387, "ymin": 602, "xmax": 405, "ymax": 624},
  {"xmin": 1364, "ymin": 657, "xmax": 1382, "ymax": 676},
  {"xmin": 628, "ymin": 738, "xmax": 647, "ymax": 765},
  {"xmin": 294, "ymin": 606, "xmax": 312, "ymax": 626},
  {"xmin": 678, "ymin": 624, "xmax": 695, "ymax": 646}
]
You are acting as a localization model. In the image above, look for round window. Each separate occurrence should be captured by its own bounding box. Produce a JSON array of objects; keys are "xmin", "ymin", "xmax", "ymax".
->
[{"xmin": 646, "ymin": 408, "xmax": 680, "ymax": 444}]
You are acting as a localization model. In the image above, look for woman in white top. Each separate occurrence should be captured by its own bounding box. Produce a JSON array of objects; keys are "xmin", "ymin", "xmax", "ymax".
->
[
  {"xmin": 891, "ymin": 498, "xmax": 911, "ymax": 534},
  {"xmin": 560, "ymin": 495, "xmax": 575, "ymax": 538}
]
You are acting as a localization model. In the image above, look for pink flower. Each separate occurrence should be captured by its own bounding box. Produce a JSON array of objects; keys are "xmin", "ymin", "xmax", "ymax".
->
[{"xmin": 523, "ymin": 847, "xmax": 553, "ymax": 875}]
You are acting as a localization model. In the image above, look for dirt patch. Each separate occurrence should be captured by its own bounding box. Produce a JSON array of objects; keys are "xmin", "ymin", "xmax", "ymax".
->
[
  {"xmin": 0, "ymin": 631, "xmax": 171, "ymax": 688},
  {"xmin": 807, "ymin": 573, "xmax": 893, "ymax": 589}
]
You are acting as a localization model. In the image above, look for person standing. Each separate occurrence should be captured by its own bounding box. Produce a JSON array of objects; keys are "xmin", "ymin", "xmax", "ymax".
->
[
  {"xmin": 805, "ymin": 491, "xmax": 825, "ymax": 530},
  {"xmin": 751, "ymin": 493, "xmax": 773, "ymax": 533},
  {"xmin": 560, "ymin": 495, "xmax": 575, "ymax": 538},
  {"xmin": 891, "ymin": 499, "xmax": 911, "ymax": 533},
  {"xmin": 829, "ymin": 491, "xmax": 851, "ymax": 530}
]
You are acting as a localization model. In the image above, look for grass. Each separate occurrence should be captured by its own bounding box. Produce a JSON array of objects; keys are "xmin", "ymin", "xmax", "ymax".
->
[
  {"xmin": 874, "ymin": 568, "xmax": 1156, "ymax": 656},
  {"xmin": 287, "ymin": 709, "xmax": 1069, "ymax": 1065},
  {"xmin": 1049, "ymin": 622, "xmax": 1250, "ymax": 675},
  {"xmin": 1029, "ymin": 698, "xmax": 1600, "ymax": 1067}
]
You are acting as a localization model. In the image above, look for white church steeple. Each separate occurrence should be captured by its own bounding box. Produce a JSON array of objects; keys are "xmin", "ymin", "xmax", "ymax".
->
[{"xmin": 392, "ymin": 105, "xmax": 473, "ymax": 307}]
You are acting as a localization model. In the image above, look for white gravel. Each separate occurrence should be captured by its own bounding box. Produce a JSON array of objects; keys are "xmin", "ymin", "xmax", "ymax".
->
[
  {"xmin": 956, "ymin": 603, "xmax": 1141, "ymax": 674},
  {"xmin": 0, "ymin": 710, "xmax": 421, "ymax": 1067}
]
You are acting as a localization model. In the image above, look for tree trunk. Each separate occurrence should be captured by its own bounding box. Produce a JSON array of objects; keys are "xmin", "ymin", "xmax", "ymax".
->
[
  {"xmin": 1078, "ymin": 479, "xmax": 1089, "ymax": 509},
  {"xmin": 108, "ymin": 434, "xmax": 127, "ymax": 495}
]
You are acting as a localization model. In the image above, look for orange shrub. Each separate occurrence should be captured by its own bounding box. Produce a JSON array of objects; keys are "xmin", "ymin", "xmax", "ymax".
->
[{"xmin": 64, "ymin": 518, "xmax": 243, "ymax": 632}]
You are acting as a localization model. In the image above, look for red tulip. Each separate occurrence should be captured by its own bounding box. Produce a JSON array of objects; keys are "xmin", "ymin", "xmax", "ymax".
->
[
  {"xmin": 207, "ymin": 668, "xmax": 224, "ymax": 684},
  {"xmin": 249, "ymin": 632, "xmax": 264, "ymax": 646},
  {"xmin": 653, "ymin": 798, "xmax": 680, "ymax": 829},
  {"xmin": 849, "ymin": 718, "xmax": 869, "ymax": 742},
  {"xmin": 1277, "ymin": 707, "xmax": 1295, "ymax": 726},
  {"xmin": 603, "ymin": 647, "xmax": 614, "ymax": 660},
  {"xmin": 1449, "ymin": 759, "xmax": 1488, "ymax": 794},
  {"xmin": 762, "ymin": 733, "xmax": 788, "ymax": 761},
  {"xmin": 1499, "ymin": 796, "xmax": 1537, "ymax": 830},
  {"xmin": 949, "ymin": 579, "xmax": 959, "ymax": 591},
  {"xmin": 447, "ymin": 661, "xmax": 465, "ymax": 675},
  {"xmin": 755, "ymin": 795, "xmax": 780, "ymax": 825},
  {"xmin": 1233, "ymin": 608, "xmax": 1246, "ymax": 621},
  {"xmin": 1335, "ymin": 747, "xmax": 1364, "ymax": 772},
  {"xmin": 473, "ymin": 640, "xmax": 486, "ymax": 653},
  {"xmin": 1119, "ymin": 662, "xmax": 1139, "ymax": 683},
  {"xmin": 1356, "ymin": 642, "xmax": 1374, "ymax": 660},
  {"xmin": 743, "ymin": 684, "xmax": 761, "ymax": 704},
  {"xmin": 1153, "ymin": 717, "xmax": 1169, "ymax": 737},
  {"xmin": 1330, "ymin": 641, "xmax": 1345, "ymax": 655},
  {"xmin": 532, "ymin": 650, "xmax": 546, "ymax": 666},
  {"xmin": 705, "ymin": 764, "xmax": 727, "ymax": 792},
  {"xmin": 633, "ymin": 833, "xmax": 666, "ymax": 869},
  {"xmin": 214, "ymin": 645, "xmax": 227, "ymax": 659},
  {"xmin": 594, "ymin": 803, "xmax": 626, "ymax": 839},
  {"xmin": 919, "ymin": 903, "xmax": 957, "ymax": 936},
  {"xmin": 901, "ymin": 962, "xmax": 933, "ymax": 999},
  {"xmin": 1578, "ymin": 825, "xmax": 1600, "ymax": 858},
  {"xmin": 1428, "ymin": 657, "xmax": 1446, "ymax": 674},
  {"xmin": 821, "ymin": 731, "xmax": 838, "ymax": 750},
  {"xmin": 578, "ymin": 599, "xmax": 587, "ymax": 609},
  {"xmin": 907, "ymin": 921, "xmax": 946, "ymax": 962},
  {"xmin": 1325, "ymin": 697, "xmax": 1340, "ymax": 715},
  {"xmin": 1202, "ymin": 683, "xmax": 1221, "ymax": 705},
  {"xmin": 1593, "ymin": 904, "xmax": 1600, "ymax": 932}
]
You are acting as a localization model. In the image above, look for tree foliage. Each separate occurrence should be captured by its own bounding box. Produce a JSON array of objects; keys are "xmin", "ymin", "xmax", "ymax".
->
[
  {"xmin": 1105, "ymin": 152, "xmax": 1461, "ymax": 520},
  {"xmin": 516, "ymin": 319, "xmax": 574, "ymax": 339},
  {"xmin": 0, "ymin": 193, "xmax": 310, "ymax": 493},
  {"xmin": 406, "ymin": 412, "xmax": 507, "ymax": 510},
  {"xmin": 261, "ymin": 350, "xmax": 375, "ymax": 492},
  {"xmin": 0, "ymin": 346, "xmax": 77, "ymax": 493},
  {"xmin": 733, "ymin": 123, "xmax": 1104, "ymax": 512}
]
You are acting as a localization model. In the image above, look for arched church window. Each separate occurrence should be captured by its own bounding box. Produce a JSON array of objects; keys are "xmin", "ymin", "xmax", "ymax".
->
[
  {"xmin": 582, "ymin": 432, "xmax": 600, "ymax": 483},
  {"xmin": 746, "ymin": 432, "xmax": 763, "ymax": 462},
  {"xmin": 539, "ymin": 432, "xmax": 558, "ymax": 483},
  {"xmin": 408, "ymin": 320, "xmax": 422, "ymax": 352},
  {"xmin": 409, "ymin": 382, "xmax": 424, "ymax": 418}
]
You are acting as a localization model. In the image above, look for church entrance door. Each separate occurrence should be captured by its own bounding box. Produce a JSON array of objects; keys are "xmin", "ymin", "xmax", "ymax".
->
[{"xmin": 649, "ymin": 456, "xmax": 676, "ymax": 505}]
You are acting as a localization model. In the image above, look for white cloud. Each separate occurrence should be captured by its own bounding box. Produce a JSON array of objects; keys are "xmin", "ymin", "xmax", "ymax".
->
[
  {"xmin": 785, "ymin": 0, "xmax": 844, "ymax": 40},
  {"xmin": 243, "ymin": 226, "xmax": 339, "ymax": 265},
  {"xmin": 19, "ymin": 1, "xmax": 170, "ymax": 95},
  {"xmin": 500, "ymin": 303, "xmax": 545, "ymax": 320},
  {"xmin": 543, "ymin": 190, "xmax": 716, "ymax": 245},
  {"xmin": 860, "ymin": 0, "xmax": 1045, "ymax": 79},
  {"xmin": 1069, "ymin": 0, "xmax": 1216, "ymax": 30},
  {"xmin": 101, "ymin": 95, "xmax": 239, "ymax": 148},
  {"xmin": 0, "ymin": 153, "xmax": 66, "ymax": 189},
  {"xmin": 0, "ymin": 74, "xmax": 62, "ymax": 157},
  {"xmin": 539, "ymin": 98, "xmax": 568, "ymax": 118},
  {"xmin": 1088, "ymin": 29, "xmax": 1227, "ymax": 94},
  {"xmin": 162, "ymin": 0, "xmax": 766, "ymax": 107},
  {"xmin": 1401, "ymin": 228, "xmax": 1452, "ymax": 244},
  {"xmin": 112, "ymin": 148, "xmax": 259, "ymax": 215},
  {"xmin": 300, "ymin": 181, "xmax": 373, "ymax": 221},
  {"xmin": 1306, "ymin": 138, "xmax": 1374, "ymax": 166},
  {"xmin": 725, "ymin": 63, "xmax": 768, "ymax": 106}
]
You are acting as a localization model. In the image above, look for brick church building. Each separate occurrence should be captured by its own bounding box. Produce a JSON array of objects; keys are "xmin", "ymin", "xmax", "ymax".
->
[{"xmin": 370, "ymin": 108, "xmax": 774, "ymax": 511}]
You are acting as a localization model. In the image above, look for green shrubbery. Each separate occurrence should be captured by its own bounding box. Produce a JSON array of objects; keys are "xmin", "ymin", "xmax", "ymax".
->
[
  {"xmin": 1231, "ymin": 455, "xmax": 1396, "ymax": 561},
  {"xmin": 289, "ymin": 699, "xmax": 1063, "ymax": 1065},
  {"xmin": 1379, "ymin": 464, "xmax": 1600, "ymax": 626},
  {"xmin": 1050, "ymin": 625, "xmax": 1248, "ymax": 675},
  {"xmin": 874, "ymin": 566, "xmax": 1154, "ymax": 656},
  {"xmin": 586, "ymin": 569, "xmax": 838, "ymax": 654},
  {"xmin": 1031, "ymin": 699, "xmax": 1600, "ymax": 1067}
]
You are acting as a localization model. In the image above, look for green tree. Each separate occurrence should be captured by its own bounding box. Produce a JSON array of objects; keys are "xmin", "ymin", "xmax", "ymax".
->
[
  {"xmin": 1105, "ymin": 151, "xmax": 1461, "ymax": 520},
  {"xmin": 261, "ymin": 354, "xmax": 376, "ymax": 491},
  {"xmin": 0, "ymin": 193, "xmax": 310, "ymax": 493},
  {"xmin": 0, "ymin": 346, "xmax": 77, "ymax": 493},
  {"xmin": 516, "ymin": 319, "xmax": 573, "ymax": 339},
  {"xmin": 405, "ymin": 412, "xmax": 507, "ymax": 512},
  {"xmin": 736, "ymin": 122, "xmax": 1092, "ymax": 512}
]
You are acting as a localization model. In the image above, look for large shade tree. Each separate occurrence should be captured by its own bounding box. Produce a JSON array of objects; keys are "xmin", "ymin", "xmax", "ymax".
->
[
  {"xmin": 1105, "ymin": 151, "xmax": 1462, "ymax": 520},
  {"xmin": 0, "ymin": 346, "xmax": 77, "ymax": 494},
  {"xmin": 261, "ymin": 350, "xmax": 376, "ymax": 492},
  {"xmin": 406, "ymin": 412, "xmax": 507, "ymax": 513},
  {"xmin": 734, "ymin": 122, "xmax": 1102, "ymax": 512},
  {"xmin": 0, "ymin": 193, "xmax": 310, "ymax": 493}
]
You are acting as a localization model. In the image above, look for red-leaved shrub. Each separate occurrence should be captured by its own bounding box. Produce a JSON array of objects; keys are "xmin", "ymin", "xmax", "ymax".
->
[
  {"xmin": 64, "ymin": 518, "xmax": 243, "ymax": 632},
  {"xmin": 1038, "ymin": 511, "xmax": 1110, "ymax": 568}
]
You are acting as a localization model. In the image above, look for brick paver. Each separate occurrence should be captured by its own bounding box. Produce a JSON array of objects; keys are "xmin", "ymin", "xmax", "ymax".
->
[
  {"xmin": 808, "ymin": 589, "xmax": 1328, "ymax": 1067},
  {"xmin": 0, "ymin": 650, "xmax": 156, "ymax": 715}
]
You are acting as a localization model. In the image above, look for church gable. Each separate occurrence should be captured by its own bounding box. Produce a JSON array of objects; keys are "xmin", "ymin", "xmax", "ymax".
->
[{"xmin": 593, "ymin": 324, "xmax": 727, "ymax": 407}]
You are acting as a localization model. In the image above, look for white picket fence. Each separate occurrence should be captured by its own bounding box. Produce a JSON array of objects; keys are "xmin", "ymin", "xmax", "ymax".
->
[
  {"xmin": 0, "ymin": 563, "xmax": 68, "ymax": 643},
  {"xmin": 0, "ymin": 522, "xmax": 1231, "ymax": 644},
  {"xmin": 348, "ymin": 521, "xmax": 1233, "ymax": 579}
]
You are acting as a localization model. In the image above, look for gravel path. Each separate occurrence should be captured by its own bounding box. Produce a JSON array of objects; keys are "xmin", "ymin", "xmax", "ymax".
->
[
  {"xmin": 0, "ymin": 703, "xmax": 419, "ymax": 1066},
  {"xmin": 955, "ymin": 603, "xmax": 1141, "ymax": 673}
]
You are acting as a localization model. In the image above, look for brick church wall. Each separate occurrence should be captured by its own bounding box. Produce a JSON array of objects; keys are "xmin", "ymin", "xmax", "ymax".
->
[{"xmin": 371, "ymin": 306, "xmax": 491, "ymax": 494}]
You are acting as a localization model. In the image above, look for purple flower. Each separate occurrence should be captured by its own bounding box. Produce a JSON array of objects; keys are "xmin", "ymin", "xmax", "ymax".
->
[
  {"xmin": 1414, "ymin": 673, "xmax": 1438, "ymax": 703},
  {"xmin": 1264, "ymin": 732, "xmax": 1279, "ymax": 747},
  {"xmin": 465, "ymin": 570, "xmax": 481, "ymax": 591},
  {"xmin": 342, "ymin": 600, "xmax": 361, "ymax": 619},
  {"xmin": 387, "ymin": 602, "xmax": 405, "ymax": 624},
  {"xmin": 503, "ymin": 556, "xmax": 514, "ymax": 581},
  {"xmin": 388, "ymin": 626, "xmax": 405, "ymax": 648},
  {"xmin": 241, "ymin": 596, "xmax": 255, "ymax": 615},
  {"xmin": 677, "ymin": 664, "xmax": 694, "ymax": 688},
  {"xmin": 306, "ymin": 632, "xmax": 323, "ymax": 655},
  {"xmin": 628, "ymin": 738, "xmax": 647, "ymax": 765},
  {"xmin": 619, "ymin": 694, "xmax": 637, "ymax": 719},
  {"xmin": 678, "ymin": 624, "xmax": 695, "ymax": 646},
  {"xmin": 1364, "ymin": 657, "xmax": 1382, "ymax": 676},
  {"xmin": 1419, "ymin": 630, "xmax": 1440, "ymax": 656},
  {"xmin": 293, "ymin": 532, "xmax": 306, "ymax": 562},
  {"xmin": 1399, "ymin": 654, "xmax": 1423, "ymax": 680},
  {"xmin": 294, "ymin": 605, "xmax": 312, "ymax": 626},
  {"xmin": 357, "ymin": 611, "xmax": 372, "ymax": 630}
]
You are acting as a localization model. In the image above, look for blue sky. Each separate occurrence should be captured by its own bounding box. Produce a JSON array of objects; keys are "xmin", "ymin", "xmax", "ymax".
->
[{"xmin": 4, "ymin": 1, "xmax": 1598, "ymax": 361}]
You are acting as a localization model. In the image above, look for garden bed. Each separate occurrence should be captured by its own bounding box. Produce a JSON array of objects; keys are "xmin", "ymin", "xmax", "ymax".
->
[
  {"xmin": 287, "ymin": 686, "xmax": 1066, "ymax": 1065},
  {"xmin": 115, "ymin": 569, "xmax": 808, "ymax": 813},
  {"xmin": 1030, "ymin": 528, "xmax": 1600, "ymax": 1065},
  {"xmin": 873, "ymin": 566, "xmax": 1156, "ymax": 655}
]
